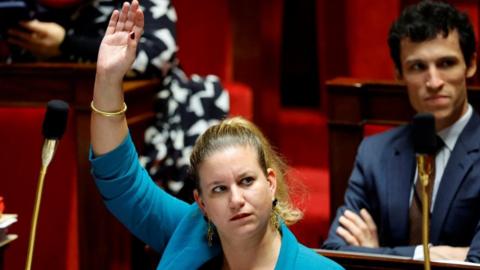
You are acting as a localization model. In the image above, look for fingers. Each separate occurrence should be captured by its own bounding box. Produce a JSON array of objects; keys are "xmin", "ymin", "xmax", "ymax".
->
[
  {"xmin": 106, "ymin": 0, "xmax": 144, "ymax": 42},
  {"xmin": 360, "ymin": 208, "xmax": 377, "ymax": 233},
  {"xmin": 337, "ymin": 209, "xmax": 379, "ymax": 248},
  {"xmin": 128, "ymin": 1, "xmax": 144, "ymax": 48},
  {"xmin": 343, "ymin": 209, "xmax": 369, "ymax": 234},
  {"xmin": 18, "ymin": 20, "xmax": 48, "ymax": 35},
  {"xmin": 336, "ymin": 226, "xmax": 360, "ymax": 246},
  {"xmin": 339, "ymin": 211, "xmax": 364, "ymax": 237},
  {"xmin": 115, "ymin": 2, "xmax": 130, "ymax": 32},
  {"xmin": 7, "ymin": 28, "xmax": 35, "ymax": 43},
  {"xmin": 106, "ymin": 10, "xmax": 120, "ymax": 35},
  {"xmin": 7, "ymin": 27, "xmax": 41, "ymax": 51},
  {"xmin": 131, "ymin": 9, "xmax": 144, "ymax": 44},
  {"xmin": 123, "ymin": 0, "xmax": 138, "ymax": 32},
  {"xmin": 7, "ymin": 36, "xmax": 36, "ymax": 51}
]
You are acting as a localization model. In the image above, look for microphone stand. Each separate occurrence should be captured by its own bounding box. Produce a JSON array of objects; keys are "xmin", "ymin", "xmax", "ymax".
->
[
  {"xmin": 416, "ymin": 155, "xmax": 433, "ymax": 270},
  {"xmin": 25, "ymin": 139, "xmax": 58, "ymax": 270}
]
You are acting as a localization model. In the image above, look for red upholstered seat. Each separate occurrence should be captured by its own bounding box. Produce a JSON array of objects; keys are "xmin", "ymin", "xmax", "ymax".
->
[
  {"xmin": 288, "ymin": 166, "xmax": 330, "ymax": 248},
  {"xmin": 363, "ymin": 124, "xmax": 395, "ymax": 137},
  {"xmin": 275, "ymin": 109, "xmax": 330, "ymax": 247}
]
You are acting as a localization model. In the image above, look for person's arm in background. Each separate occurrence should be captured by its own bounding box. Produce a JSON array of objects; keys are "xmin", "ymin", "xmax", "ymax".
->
[
  {"xmin": 7, "ymin": 0, "xmax": 177, "ymax": 78},
  {"xmin": 322, "ymin": 138, "xmax": 418, "ymax": 257}
]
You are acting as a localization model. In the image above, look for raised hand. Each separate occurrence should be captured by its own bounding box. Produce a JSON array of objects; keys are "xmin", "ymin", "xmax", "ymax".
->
[
  {"xmin": 91, "ymin": 0, "xmax": 144, "ymax": 156},
  {"xmin": 96, "ymin": 0, "xmax": 144, "ymax": 81}
]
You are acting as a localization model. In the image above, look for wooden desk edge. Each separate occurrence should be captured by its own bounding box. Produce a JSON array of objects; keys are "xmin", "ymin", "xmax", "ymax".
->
[{"xmin": 316, "ymin": 249, "xmax": 480, "ymax": 269}]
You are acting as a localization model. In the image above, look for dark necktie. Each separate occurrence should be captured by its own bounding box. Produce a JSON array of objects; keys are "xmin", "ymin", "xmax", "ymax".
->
[{"xmin": 408, "ymin": 136, "xmax": 444, "ymax": 245}]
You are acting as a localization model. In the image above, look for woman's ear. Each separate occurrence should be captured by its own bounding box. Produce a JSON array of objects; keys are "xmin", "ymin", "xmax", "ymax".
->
[
  {"xmin": 194, "ymin": 189, "xmax": 206, "ymax": 214},
  {"xmin": 266, "ymin": 168, "xmax": 277, "ymax": 198}
]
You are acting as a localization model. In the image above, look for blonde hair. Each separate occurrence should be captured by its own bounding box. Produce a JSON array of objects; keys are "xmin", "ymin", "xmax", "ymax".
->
[{"xmin": 189, "ymin": 117, "xmax": 303, "ymax": 225}]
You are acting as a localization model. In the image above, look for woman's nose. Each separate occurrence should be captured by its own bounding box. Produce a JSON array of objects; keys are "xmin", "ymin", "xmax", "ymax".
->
[{"xmin": 228, "ymin": 186, "xmax": 245, "ymax": 210}]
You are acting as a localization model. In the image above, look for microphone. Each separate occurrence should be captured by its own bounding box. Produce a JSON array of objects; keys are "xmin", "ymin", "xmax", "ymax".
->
[
  {"xmin": 41, "ymin": 100, "xmax": 69, "ymax": 167},
  {"xmin": 412, "ymin": 113, "xmax": 438, "ymax": 270},
  {"xmin": 26, "ymin": 100, "xmax": 69, "ymax": 270}
]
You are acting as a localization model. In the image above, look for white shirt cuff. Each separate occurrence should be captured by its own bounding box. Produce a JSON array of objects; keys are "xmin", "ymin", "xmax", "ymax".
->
[{"xmin": 413, "ymin": 244, "xmax": 432, "ymax": 260}]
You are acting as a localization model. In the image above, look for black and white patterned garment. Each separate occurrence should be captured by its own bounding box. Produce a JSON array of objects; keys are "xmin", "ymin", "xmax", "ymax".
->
[
  {"xmin": 140, "ymin": 66, "xmax": 229, "ymax": 202},
  {"xmin": 6, "ymin": 0, "xmax": 177, "ymax": 78}
]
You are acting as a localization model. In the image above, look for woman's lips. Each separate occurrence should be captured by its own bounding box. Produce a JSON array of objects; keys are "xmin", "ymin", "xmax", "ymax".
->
[{"xmin": 230, "ymin": 213, "xmax": 251, "ymax": 221}]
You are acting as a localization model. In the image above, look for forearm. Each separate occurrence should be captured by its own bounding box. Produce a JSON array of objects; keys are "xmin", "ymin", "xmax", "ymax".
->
[
  {"xmin": 91, "ymin": 71, "xmax": 128, "ymax": 156},
  {"xmin": 90, "ymin": 0, "xmax": 143, "ymax": 155}
]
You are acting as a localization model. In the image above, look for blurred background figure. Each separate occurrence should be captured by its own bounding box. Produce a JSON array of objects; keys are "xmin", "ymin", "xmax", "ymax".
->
[{"xmin": 1, "ymin": 0, "xmax": 176, "ymax": 79}]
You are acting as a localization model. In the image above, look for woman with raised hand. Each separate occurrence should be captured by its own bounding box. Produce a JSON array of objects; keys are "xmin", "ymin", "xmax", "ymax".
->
[{"xmin": 90, "ymin": 1, "xmax": 343, "ymax": 269}]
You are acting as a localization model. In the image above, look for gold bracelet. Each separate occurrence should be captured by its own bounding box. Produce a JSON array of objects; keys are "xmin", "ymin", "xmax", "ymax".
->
[{"xmin": 90, "ymin": 101, "xmax": 127, "ymax": 117}]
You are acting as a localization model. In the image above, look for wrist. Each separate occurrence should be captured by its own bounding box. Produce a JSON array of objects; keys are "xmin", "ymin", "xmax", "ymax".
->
[
  {"xmin": 95, "ymin": 71, "xmax": 123, "ymax": 87},
  {"xmin": 93, "ymin": 75, "xmax": 124, "ymax": 108}
]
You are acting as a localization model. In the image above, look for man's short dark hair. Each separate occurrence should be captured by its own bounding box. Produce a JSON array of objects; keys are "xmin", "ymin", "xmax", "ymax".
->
[{"xmin": 388, "ymin": 0, "xmax": 476, "ymax": 75}]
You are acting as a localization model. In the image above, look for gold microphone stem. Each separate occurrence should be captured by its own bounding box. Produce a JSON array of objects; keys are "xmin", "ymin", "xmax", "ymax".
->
[
  {"xmin": 420, "ymin": 173, "xmax": 431, "ymax": 270},
  {"xmin": 25, "ymin": 140, "xmax": 57, "ymax": 270},
  {"xmin": 417, "ymin": 155, "xmax": 432, "ymax": 270}
]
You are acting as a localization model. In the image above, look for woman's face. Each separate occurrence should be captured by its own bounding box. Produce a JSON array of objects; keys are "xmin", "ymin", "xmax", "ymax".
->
[{"xmin": 194, "ymin": 145, "xmax": 277, "ymax": 241}]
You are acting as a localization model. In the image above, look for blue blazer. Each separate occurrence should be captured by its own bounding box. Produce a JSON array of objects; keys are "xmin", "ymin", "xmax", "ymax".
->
[
  {"xmin": 323, "ymin": 112, "xmax": 480, "ymax": 262},
  {"xmin": 90, "ymin": 134, "xmax": 342, "ymax": 269}
]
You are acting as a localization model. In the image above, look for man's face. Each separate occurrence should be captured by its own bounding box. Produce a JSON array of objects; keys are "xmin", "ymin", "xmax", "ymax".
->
[{"xmin": 399, "ymin": 30, "xmax": 476, "ymax": 130}]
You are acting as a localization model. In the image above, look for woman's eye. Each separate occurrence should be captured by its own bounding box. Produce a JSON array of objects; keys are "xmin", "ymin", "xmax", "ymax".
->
[{"xmin": 241, "ymin": 177, "xmax": 254, "ymax": 186}]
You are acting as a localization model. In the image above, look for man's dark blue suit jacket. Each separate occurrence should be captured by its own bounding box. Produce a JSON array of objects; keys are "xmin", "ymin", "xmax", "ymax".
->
[{"xmin": 323, "ymin": 112, "xmax": 480, "ymax": 262}]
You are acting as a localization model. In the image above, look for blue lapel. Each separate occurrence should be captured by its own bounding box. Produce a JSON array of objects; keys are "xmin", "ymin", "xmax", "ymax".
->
[
  {"xmin": 431, "ymin": 112, "xmax": 480, "ymax": 242},
  {"xmin": 386, "ymin": 127, "xmax": 416, "ymax": 244}
]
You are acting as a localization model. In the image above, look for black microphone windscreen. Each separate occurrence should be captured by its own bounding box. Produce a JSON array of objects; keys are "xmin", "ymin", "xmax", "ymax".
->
[
  {"xmin": 412, "ymin": 113, "xmax": 437, "ymax": 154},
  {"xmin": 42, "ymin": 100, "xmax": 69, "ymax": 140}
]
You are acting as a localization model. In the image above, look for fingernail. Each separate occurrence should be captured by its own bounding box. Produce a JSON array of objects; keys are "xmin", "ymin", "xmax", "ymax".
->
[{"xmin": 130, "ymin": 32, "xmax": 135, "ymax": 39}]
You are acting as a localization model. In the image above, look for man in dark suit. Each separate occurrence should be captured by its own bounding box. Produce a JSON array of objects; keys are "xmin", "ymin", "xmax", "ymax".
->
[{"xmin": 323, "ymin": 0, "xmax": 480, "ymax": 262}]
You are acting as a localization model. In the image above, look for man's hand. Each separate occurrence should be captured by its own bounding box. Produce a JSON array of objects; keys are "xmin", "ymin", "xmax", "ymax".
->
[
  {"xmin": 7, "ymin": 20, "xmax": 65, "ymax": 59},
  {"xmin": 336, "ymin": 208, "xmax": 379, "ymax": 248},
  {"xmin": 430, "ymin": 246, "xmax": 469, "ymax": 261}
]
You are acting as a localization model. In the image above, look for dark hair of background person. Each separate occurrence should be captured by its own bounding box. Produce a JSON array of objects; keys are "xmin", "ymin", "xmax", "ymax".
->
[{"xmin": 387, "ymin": 0, "xmax": 476, "ymax": 75}]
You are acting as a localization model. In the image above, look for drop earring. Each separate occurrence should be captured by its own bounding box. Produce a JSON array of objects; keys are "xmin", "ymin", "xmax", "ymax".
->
[
  {"xmin": 270, "ymin": 198, "xmax": 280, "ymax": 230},
  {"xmin": 206, "ymin": 218, "xmax": 215, "ymax": 247}
]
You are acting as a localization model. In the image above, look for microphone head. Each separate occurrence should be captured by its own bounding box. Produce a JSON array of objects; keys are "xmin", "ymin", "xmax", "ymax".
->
[
  {"xmin": 42, "ymin": 100, "xmax": 69, "ymax": 140},
  {"xmin": 412, "ymin": 113, "xmax": 437, "ymax": 154}
]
